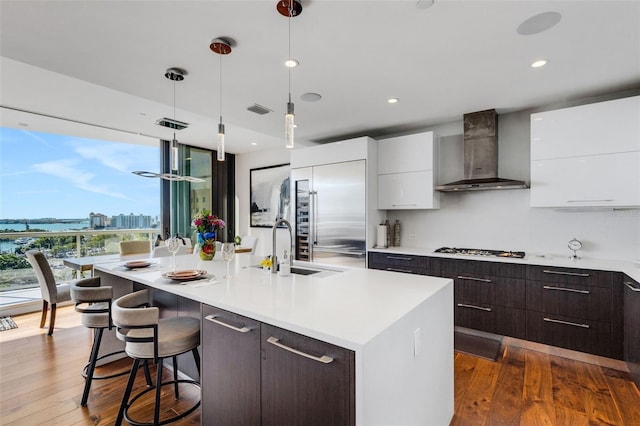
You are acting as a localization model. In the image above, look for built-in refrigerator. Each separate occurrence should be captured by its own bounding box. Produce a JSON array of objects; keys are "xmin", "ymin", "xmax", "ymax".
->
[{"xmin": 291, "ymin": 160, "xmax": 366, "ymax": 268}]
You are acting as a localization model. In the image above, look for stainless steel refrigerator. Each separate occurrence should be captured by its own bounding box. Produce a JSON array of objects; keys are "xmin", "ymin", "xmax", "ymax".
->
[{"xmin": 291, "ymin": 160, "xmax": 366, "ymax": 268}]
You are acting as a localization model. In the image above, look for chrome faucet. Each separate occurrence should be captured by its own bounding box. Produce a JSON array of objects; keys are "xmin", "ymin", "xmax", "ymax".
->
[{"xmin": 271, "ymin": 218, "xmax": 293, "ymax": 274}]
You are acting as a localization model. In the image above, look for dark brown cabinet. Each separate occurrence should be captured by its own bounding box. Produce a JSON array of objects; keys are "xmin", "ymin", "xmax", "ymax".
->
[
  {"xmin": 201, "ymin": 305, "xmax": 261, "ymax": 425},
  {"xmin": 261, "ymin": 324, "xmax": 355, "ymax": 426},
  {"xmin": 201, "ymin": 305, "xmax": 355, "ymax": 426},
  {"xmin": 525, "ymin": 265, "xmax": 622, "ymax": 359},
  {"xmin": 624, "ymin": 275, "xmax": 640, "ymax": 386},
  {"xmin": 441, "ymin": 258, "xmax": 527, "ymax": 339},
  {"xmin": 368, "ymin": 252, "xmax": 440, "ymax": 276}
]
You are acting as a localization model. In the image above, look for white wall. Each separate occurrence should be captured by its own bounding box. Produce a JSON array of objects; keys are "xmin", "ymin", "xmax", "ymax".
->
[{"xmin": 385, "ymin": 107, "xmax": 640, "ymax": 262}]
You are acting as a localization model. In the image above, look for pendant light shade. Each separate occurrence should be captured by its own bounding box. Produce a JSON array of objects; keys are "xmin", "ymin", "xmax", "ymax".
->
[
  {"xmin": 210, "ymin": 38, "xmax": 232, "ymax": 162},
  {"xmin": 278, "ymin": 0, "xmax": 302, "ymax": 149}
]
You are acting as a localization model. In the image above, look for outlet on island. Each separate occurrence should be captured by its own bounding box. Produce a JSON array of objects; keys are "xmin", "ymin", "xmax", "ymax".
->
[{"xmin": 408, "ymin": 234, "xmax": 417, "ymax": 240}]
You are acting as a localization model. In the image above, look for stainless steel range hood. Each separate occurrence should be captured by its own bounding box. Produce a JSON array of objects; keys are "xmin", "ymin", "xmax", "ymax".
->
[{"xmin": 435, "ymin": 109, "xmax": 528, "ymax": 192}]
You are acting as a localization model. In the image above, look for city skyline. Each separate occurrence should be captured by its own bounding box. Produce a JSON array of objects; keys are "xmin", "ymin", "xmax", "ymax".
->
[{"xmin": 0, "ymin": 127, "xmax": 161, "ymax": 219}]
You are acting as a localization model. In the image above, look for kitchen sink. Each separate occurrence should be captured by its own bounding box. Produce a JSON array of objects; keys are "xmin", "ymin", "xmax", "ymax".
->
[{"xmin": 290, "ymin": 267, "xmax": 321, "ymax": 275}]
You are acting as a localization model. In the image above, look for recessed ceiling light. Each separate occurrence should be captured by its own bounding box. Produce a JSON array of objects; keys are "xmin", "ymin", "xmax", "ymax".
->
[
  {"xmin": 531, "ymin": 59, "xmax": 548, "ymax": 68},
  {"xmin": 388, "ymin": 98, "xmax": 399, "ymax": 104},
  {"xmin": 517, "ymin": 11, "xmax": 562, "ymax": 36},
  {"xmin": 18, "ymin": 122, "xmax": 29, "ymax": 127},
  {"xmin": 251, "ymin": 142, "xmax": 257, "ymax": 146},
  {"xmin": 300, "ymin": 92, "xmax": 321, "ymax": 102},
  {"xmin": 284, "ymin": 59, "xmax": 299, "ymax": 68},
  {"xmin": 416, "ymin": 0, "xmax": 434, "ymax": 9}
]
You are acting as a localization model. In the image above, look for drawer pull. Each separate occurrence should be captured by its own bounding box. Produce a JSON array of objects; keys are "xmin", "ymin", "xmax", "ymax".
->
[
  {"xmin": 386, "ymin": 256, "xmax": 413, "ymax": 261},
  {"xmin": 542, "ymin": 269, "xmax": 590, "ymax": 277},
  {"xmin": 205, "ymin": 314, "xmax": 251, "ymax": 333},
  {"xmin": 267, "ymin": 336, "xmax": 334, "ymax": 364},
  {"xmin": 567, "ymin": 199, "xmax": 614, "ymax": 203},
  {"xmin": 457, "ymin": 275, "xmax": 492, "ymax": 283},
  {"xmin": 543, "ymin": 285, "xmax": 590, "ymax": 294},
  {"xmin": 386, "ymin": 267, "xmax": 413, "ymax": 273},
  {"xmin": 625, "ymin": 281, "xmax": 640, "ymax": 292},
  {"xmin": 543, "ymin": 317, "xmax": 590, "ymax": 329},
  {"xmin": 456, "ymin": 303, "xmax": 492, "ymax": 312}
]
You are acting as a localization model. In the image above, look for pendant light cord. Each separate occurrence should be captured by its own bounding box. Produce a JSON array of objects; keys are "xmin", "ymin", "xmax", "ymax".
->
[
  {"xmin": 219, "ymin": 53, "xmax": 223, "ymax": 124},
  {"xmin": 288, "ymin": 1, "xmax": 292, "ymax": 102}
]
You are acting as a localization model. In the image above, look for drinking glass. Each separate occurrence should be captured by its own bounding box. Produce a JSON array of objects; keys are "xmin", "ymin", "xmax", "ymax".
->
[
  {"xmin": 222, "ymin": 242, "xmax": 235, "ymax": 278},
  {"xmin": 166, "ymin": 237, "xmax": 181, "ymax": 270}
]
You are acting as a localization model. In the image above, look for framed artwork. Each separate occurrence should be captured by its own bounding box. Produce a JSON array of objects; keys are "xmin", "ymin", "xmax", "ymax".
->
[{"xmin": 250, "ymin": 163, "xmax": 291, "ymax": 228}]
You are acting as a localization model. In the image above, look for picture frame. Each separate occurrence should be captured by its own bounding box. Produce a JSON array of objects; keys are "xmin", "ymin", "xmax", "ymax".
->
[{"xmin": 250, "ymin": 163, "xmax": 291, "ymax": 228}]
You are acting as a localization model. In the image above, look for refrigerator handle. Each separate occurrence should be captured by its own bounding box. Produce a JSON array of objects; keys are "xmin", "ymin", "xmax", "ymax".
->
[{"xmin": 310, "ymin": 190, "xmax": 318, "ymax": 252}]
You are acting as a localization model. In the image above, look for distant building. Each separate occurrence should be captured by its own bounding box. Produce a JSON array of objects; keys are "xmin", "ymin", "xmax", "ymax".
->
[
  {"xmin": 111, "ymin": 213, "xmax": 152, "ymax": 229},
  {"xmin": 89, "ymin": 212, "xmax": 109, "ymax": 229}
]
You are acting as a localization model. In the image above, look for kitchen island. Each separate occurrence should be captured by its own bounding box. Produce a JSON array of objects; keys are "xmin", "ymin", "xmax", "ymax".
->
[{"xmin": 94, "ymin": 253, "xmax": 454, "ymax": 426}]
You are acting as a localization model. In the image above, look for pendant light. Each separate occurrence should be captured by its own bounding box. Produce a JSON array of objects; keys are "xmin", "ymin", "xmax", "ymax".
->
[
  {"xmin": 210, "ymin": 38, "xmax": 232, "ymax": 162},
  {"xmin": 165, "ymin": 68, "xmax": 184, "ymax": 170},
  {"xmin": 132, "ymin": 67, "xmax": 204, "ymax": 183},
  {"xmin": 277, "ymin": 0, "xmax": 302, "ymax": 149}
]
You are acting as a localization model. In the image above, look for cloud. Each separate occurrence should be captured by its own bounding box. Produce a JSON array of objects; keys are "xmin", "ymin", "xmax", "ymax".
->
[
  {"xmin": 73, "ymin": 141, "xmax": 158, "ymax": 174},
  {"xmin": 31, "ymin": 159, "xmax": 131, "ymax": 200}
]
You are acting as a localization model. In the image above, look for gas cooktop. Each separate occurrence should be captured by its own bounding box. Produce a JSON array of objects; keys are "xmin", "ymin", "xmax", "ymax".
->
[{"xmin": 434, "ymin": 247, "xmax": 526, "ymax": 259}]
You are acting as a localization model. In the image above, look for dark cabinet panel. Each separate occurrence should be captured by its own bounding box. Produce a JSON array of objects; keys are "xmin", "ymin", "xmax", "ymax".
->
[
  {"xmin": 455, "ymin": 276, "xmax": 526, "ymax": 309},
  {"xmin": 261, "ymin": 324, "xmax": 355, "ymax": 426},
  {"xmin": 368, "ymin": 252, "xmax": 440, "ymax": 276},
  {"xmin": 624, "ymin": 275, "xmax": 640, "ymax": 387},
  {"xmin": 455, "ymin": 303, "xmax": 526, "ymax": 339},
  {"xmin": 201, "ymin": 305, "xmax": 261, "ymax": 426},
  {"xmin": 527, "ymin": 265, "xmax": 613, "ymax": 288},
  {"xmin": 527, "ymin": 280, "xmax": 612, "ymax": 322},
  {"xmin": 526, "ymin": 311, "xmax": 614, "ymax": 358}
]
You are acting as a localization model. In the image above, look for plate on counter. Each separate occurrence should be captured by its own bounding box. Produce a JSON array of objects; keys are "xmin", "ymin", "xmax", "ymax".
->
[
  {"xmin": 162, "ymin": 269, "xmax": 207, "ymax": 281},
  {"xmin": 124, "ymin": 260, "xmax": 152, "ymax": 269}
]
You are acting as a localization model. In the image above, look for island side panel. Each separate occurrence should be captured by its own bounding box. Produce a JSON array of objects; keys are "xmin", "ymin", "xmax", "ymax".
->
[{"xmin": 359, "ymin": 280, "xmax": 454, "ymax": 425}]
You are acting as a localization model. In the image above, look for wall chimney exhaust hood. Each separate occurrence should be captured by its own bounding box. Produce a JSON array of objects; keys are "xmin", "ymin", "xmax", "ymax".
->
[{"xmin": 435, "ymin": 109, "xmax": 528, "ymax": 192}]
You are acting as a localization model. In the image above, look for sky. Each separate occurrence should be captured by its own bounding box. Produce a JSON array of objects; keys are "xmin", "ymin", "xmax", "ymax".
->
[{"xmin": 0, "ymin": 127, "xmax": 161, "ymax": 220}]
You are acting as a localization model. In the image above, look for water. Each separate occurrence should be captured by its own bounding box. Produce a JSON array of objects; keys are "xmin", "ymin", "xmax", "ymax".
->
[{"xmin": 0, "ymin": 221, "xmax": 90, "ymax": 253}]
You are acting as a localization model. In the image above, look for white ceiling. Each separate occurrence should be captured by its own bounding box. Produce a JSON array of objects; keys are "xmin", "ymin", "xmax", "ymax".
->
[{"xmin": 1, "ymin": 0, "xmax": 639, "ymax": 153}]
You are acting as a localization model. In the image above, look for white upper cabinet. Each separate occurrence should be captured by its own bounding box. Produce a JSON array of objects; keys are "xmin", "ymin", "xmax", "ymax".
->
[
  {"xmin": 377, "ymin": 131, "xmax": 440, "ymax": 209},
  {"xmin": 530, "ymin": 95, "xmax": 640, "ymax": 208},
  {"xmin": 531, "ymin": 96, "xmax": 640, "ymax": 160}
]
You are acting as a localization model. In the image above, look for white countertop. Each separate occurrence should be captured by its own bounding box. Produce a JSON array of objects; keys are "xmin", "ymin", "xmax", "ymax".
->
[
  {"xmin": 369, "ymin": 246, "xmax": 640, "ymax": 282},
  {"xmin": 94, "ymin": 253, "xmax": 452, "ymax": 351}
]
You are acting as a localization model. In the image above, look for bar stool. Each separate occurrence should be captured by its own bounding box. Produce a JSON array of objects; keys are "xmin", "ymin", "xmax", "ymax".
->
[
  {"xmin": 70, "ymin": 278, "xmax": 151, "ymax": 406},
  {"xmin": 112, "ymin": 289, "xmax": 201, "ymax": 426}
]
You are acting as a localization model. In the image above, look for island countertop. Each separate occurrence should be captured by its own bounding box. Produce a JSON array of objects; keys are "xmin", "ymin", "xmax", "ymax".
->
[{"xmin": 94, "ymin": 253, "xmax": 452, "ymax": 351}]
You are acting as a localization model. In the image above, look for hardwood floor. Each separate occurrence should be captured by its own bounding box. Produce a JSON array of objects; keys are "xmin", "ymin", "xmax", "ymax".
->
[{"xmin": 1, "ymin": 305, "xmax": 639, "ymax": 425}]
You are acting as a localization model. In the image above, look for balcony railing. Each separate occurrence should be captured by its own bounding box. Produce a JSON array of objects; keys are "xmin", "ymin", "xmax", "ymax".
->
[{"xmin": 0, "ymin": 228, "xmax": 158, "ymax": 294}]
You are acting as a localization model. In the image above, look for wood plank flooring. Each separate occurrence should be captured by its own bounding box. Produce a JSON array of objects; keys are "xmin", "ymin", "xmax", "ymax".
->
[{"xmin": 1, "ymin": 305, "xmax": 639, "ymax": 425}]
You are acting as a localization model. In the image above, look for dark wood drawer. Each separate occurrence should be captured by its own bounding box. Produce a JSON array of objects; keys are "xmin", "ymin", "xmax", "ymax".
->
[
  {"xmin": 455, "ymin": 303, "xmax": 526, "ymax": 339},
  {"xmin": 441, "ymin": 258, "xmax": 526, "ymax": 279},
  {"xmin": 526, "ymin": 265, "xmax": 613, "ymax": 288},
  {"xmin": 527, "ymin": 280, "xmax": 612, "ymax": 322},
  {"xmin": 368, "ymin": 252, "xmax": 440, "ymax": 276},
  {"xmin": 526, "ymin": 311, "xmax": 616, "ymax": 358},
  {"xmin": 455, "ymin": 276, "xmax": 526, "ymax": 309}
]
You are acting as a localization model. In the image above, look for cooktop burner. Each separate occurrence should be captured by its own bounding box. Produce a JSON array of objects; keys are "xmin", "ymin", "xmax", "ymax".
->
[{"xmin": 434, "ymin": 247, "xmax": 526, "ymax": 259}]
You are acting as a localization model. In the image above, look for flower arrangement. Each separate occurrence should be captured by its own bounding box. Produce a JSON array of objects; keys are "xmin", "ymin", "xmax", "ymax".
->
[{"xmin": 192, "ymin": 209, "xmax": 225, "ymax": 235}]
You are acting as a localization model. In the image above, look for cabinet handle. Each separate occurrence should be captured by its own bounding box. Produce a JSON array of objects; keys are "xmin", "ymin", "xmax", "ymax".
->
[
  {"xmin": 543, "ymin": 285, "xmax": 590, "ymax": 294},
  {"xmin": 386, "ymin": 267, "xmax": 414, "ymax": 273},
  {"xmin": 391, "ymin": 204, "xmax": 417, "ymax": 207},
  {"xmin": 267, "ymin": 336, "xmax": 334, "ymax": 364},
  {"xmin": 386, "ymin": 256, "xmax": 413, "ymax": 261},
  {"xmin": 204, "ymin": 314, "xmax": 251, "ymax": 333},
  {"xmin": 456, "ymin": 303, "xmax": 492, "ymax": 312},
  {"xmin": 543, "ymin": 317, "xmax": 590, "ymax": 329},
  {"xmin": 567, "ymin": 199, "xmax": 614, "ymax": 203},
  {"xmin": 457, "ymin": 276, "xmax": 492, "ymax": 283},
  {"xmin": 542, "ymin": 269, "xmax": 590, "ymax": 277},
  {"xmin": 625, "ymin": 281, "xmax": 640, "ymax": 292}
]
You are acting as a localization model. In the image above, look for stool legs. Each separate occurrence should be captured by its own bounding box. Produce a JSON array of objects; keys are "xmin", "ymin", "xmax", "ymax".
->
[
  {"xmin": 116, "ymin": 358, "xmax": 140, "ymax": 426},
  {"xmin": 81, "ymin": 328, "xmax": 104, "ymax": 406}
]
